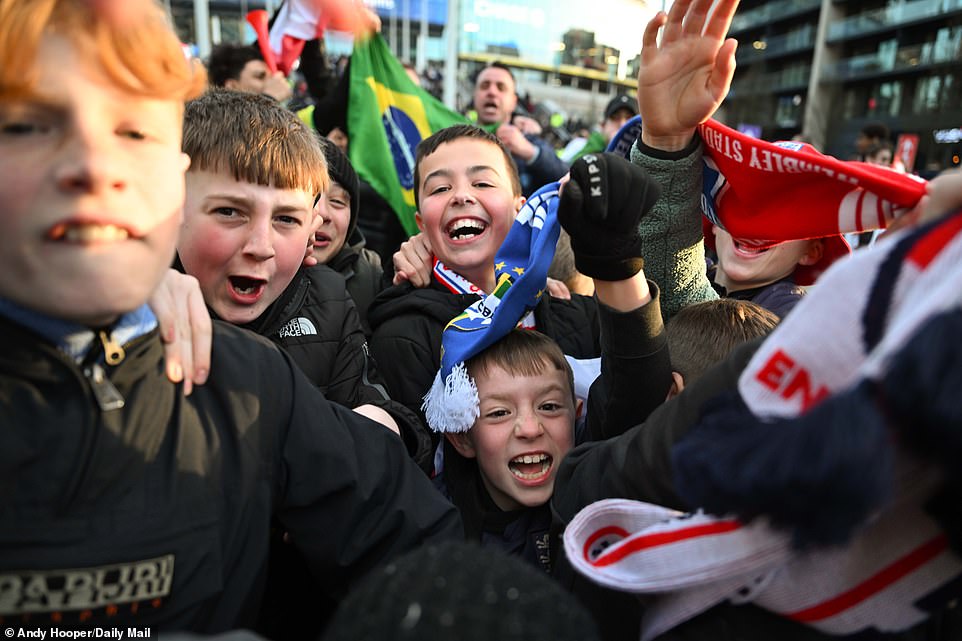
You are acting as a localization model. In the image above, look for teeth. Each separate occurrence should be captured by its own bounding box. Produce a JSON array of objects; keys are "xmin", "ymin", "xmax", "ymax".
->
[
  {"xmin": 509, "ymin": 455, "xmax": 551, "ymax": 481},
  {"xmin": 230, "ymin": 277, "xmax": 262, "ymax": 296},
  {"xmin": 449, "ymin": 219, "xmax": 486, "ymax": 232},
  {"xmin": 735, "ymin": 241, "xmax": 767, "ymax": 255},
  {"xmin": 512, "ymin": 453, "xmax": 548, "ymax": 464},
  {"xmin": 448, "ymin": 219, "xmax": 486, "ymax": 239},
  {"xmin": 61, "ymin": 224, "xmax": 130, "ymax": 243}
]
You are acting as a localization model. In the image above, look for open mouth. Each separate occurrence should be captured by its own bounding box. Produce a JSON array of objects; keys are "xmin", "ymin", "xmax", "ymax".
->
[
  {"xmin": 447, "ymin": 218, "xmax": 487, "ymax": 241},
  {"xmin": 48, "ymin": 222, "xmax": 132, "ymax": 243},
  {"xmin": 228, "ymin": 275, "xmax": 267, "ymax": 299},
  {"xmin": 313, "ymin": 232, "xmax": 332, "ymax": 247},
  {"xmin": 508, "ymin": 453, "xmax": 552, "ymax": 481},
  {"xmin": 732, "ymin": 238, "xmax": 783, "ymax": 257}
]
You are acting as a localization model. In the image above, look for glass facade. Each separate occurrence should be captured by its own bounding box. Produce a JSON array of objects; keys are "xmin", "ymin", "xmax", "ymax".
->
[{"xmin": 457, "ymin": 0, "xmax": 655, "ymax": 80}]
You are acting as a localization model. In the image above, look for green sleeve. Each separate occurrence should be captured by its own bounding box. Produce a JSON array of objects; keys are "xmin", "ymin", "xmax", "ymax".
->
[{"xmin": 629, "ymin": 137, "xmax": 717, "ymax": 322}]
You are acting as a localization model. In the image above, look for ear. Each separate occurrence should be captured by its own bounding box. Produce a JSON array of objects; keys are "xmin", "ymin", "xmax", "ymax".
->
[
  {"xmin": 224, "ymin": 78, "xmax": 239, "ymax": 91},
  {"xmin": 415, "ymin": 211, "xmax": 424, "ymax": 232},
  {"xmin": 514, "ymin": 195, "xmax": 526, "ymax": 213},
  {"xmin": 179, "ymin": 152, "xmax": 192, "ymax": 173},
  {"xmin": 666, "ymin": 371, "xmax": 685, "ymax": 401},
  {"xmin": 574, "ymin": 397, "xmax": 584, "ymax": 420},
  {"xmin": 797, "ymin": 239, "xmax": 825, "ymax": 267},
  {"xmin": 446, "ymin": 432, "xmax": 477, "ymax": 459}
]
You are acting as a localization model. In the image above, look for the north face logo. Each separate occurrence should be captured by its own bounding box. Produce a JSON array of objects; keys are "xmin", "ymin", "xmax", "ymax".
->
[{"xmin": 278, "ymin": 317, "xmax": 317, "ymax": 338}]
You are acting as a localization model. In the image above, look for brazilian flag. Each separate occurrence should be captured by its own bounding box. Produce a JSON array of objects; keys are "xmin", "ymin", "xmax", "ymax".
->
[{"xmin": 348, "ymin": 34, "xmax": 468, "ymax": 235}]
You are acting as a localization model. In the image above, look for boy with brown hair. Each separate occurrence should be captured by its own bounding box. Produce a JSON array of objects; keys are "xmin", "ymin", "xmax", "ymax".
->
[
  {"xmin": 666, "ymin": 298, "xmax": 778, "ymax": 394},
  {"xmin": 415, "ymin": 144, "xmax": 673, "ymax": 569},
  {"xmin": 367, "ymin": 125, "xmax": 671, "ymax": 458},
  {"xmin": 176, "ymin": 89, "xmax": 424, "ymax": 445},
  {"xmin": 0, "ymin": 0, "xmax": 458, "ymax": 631}
]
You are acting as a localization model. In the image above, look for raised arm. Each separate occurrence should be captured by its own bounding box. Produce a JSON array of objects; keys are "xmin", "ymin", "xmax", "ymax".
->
[
  {"xmin": 558, "ymin": 153, "xmax": 673, "ymax": 439},
  {"xmin": 638, "ymin": 0, "xmax": 739, "ymax": 151},
  {"xmin": 627, "ymin": 0, "xmax": 740, "ymax": 320}
]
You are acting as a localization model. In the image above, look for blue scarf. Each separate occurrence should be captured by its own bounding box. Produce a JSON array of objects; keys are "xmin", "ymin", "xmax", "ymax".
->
[{"xmin": 422, "ymin": 182, "xmax": 561, "ymax": 433}]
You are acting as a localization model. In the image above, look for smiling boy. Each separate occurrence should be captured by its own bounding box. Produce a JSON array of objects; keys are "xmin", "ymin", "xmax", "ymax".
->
[
  {"xmin": 440, "ymin": 330, "xmax": 578, "ymax": 568},
  {"xmin": 0, "ymin": 0, "xmax": 457, "ymax": 630},
  {"xmin": 417, "ymin": 148, "xmax": 672, "ymax": 569},
  {"xmin": 367, "ymin": 126, "xmax": 606, "ymax": 446}
]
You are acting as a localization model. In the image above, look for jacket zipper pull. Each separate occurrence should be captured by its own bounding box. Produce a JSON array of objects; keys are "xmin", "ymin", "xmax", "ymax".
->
[
  {"xmin": 98, "ymin": 330, "xmax": 126, "ymax": 366},
  {"xmin": 84, "ymin": 363, "xmax": 125, "ymax": 411}
]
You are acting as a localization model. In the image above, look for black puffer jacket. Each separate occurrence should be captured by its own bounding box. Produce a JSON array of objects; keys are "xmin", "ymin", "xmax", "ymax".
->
[
  {"xmin": 326, "ymin": 229, "xmax": 388, "ymax": 337},
  {"xmin": 367, "ymin": 279, "xmax": 602, "ymax": 440},
  {"xmin": 238, "ymin": 264, "xmax": 428, "ymax": 463},
  {"xmin": 0, "ymin": 316, "xmax": 460, "ymax": 632}
]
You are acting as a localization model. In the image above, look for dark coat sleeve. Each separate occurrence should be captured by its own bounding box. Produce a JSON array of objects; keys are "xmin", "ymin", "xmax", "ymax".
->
[
  {"xmin": 266, "ymin": 343, "xmax": 461, "ymax": 598},
  {"xmin": 368, "ymin": 309, "xmax": 441, "ymax": 425},
  {"xmin": 583, "ymin": 281, "xmax": 673, "ymax": 442},
  {"xmin": 367, "ymin": 303, "xmax": 445, "ymax": 472},
  {"xmin": 278, "ymin": 269, "xmax": 432, "ymax": 473},
  {"xmin": 552, "ymin": 337, "xmax": 762, "ymax": 524}
]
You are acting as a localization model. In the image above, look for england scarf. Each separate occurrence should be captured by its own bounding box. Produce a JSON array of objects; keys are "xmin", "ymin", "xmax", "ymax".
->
[{"xmin": 565, "ymin": 210, "xmax": 962, "ymax": 639}]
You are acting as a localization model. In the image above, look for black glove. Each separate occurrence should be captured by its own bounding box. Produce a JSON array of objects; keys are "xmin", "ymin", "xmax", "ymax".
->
[{"xmin": 558, "ymin": 152, "xmax": 661, "ymax": 281}]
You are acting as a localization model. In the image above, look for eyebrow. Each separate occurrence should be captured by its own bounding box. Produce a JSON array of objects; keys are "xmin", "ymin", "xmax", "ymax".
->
[
  {"xmin": 423, "ymin": 165, "xmax": 499, "ymax": 184},
  {"xmin": 0, "ymin": 96, "xmax": 64, "ymax": 116},
  {"xmin": 480, "ymin": 382, "xmax": 569, "ymax": 403},
  {"xmin": 203, "ymin": 193, "xmax": 309, "ymax": 215}
]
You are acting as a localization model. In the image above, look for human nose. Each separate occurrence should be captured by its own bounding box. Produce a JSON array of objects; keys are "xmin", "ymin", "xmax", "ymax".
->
[
  {"xmin": 243, "ymin": 217, "xmax": 276, "ymax": 260},
  {"xmin": 55, "ymin": 129, "xmax": 126, "ymax": 195},
  {"xmin": 514, "ymin": 411, "xmax": 544, "ymax": 439},
  {"xmin": 451, "ymin": 183, "xmax": 478, "ymax": 206},
  {"xmin": 314, "ymin": 198, "xmax": 330, "ymax": 225}
]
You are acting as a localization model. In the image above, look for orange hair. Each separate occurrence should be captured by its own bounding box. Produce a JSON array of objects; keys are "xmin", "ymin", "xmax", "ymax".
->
[{"xmin": 0, "ymin": 0, "xmax": 206, "ymax": 101}]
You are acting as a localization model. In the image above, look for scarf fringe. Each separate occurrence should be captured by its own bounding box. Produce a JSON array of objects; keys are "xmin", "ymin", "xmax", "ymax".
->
[{"xmin": 423, "ymin": 362, "xmax": 479, "ymax": 433}]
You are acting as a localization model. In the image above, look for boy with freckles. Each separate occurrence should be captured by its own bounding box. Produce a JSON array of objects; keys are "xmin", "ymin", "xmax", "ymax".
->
[
  {"xmin": 0, "ymin": 0, "xmax": 458, "ymax": 632},
  {"xmin": 175, "ymin": 89, "xmax": 425, "ymax": 447}
]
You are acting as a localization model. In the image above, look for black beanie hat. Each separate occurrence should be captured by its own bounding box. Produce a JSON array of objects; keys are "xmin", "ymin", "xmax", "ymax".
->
[
  {"xmin": 321, "ymin": 541, "xmax": 601, "ymax": 641},
  {"xmin": 318, "ymin": 136, "xmax": 360, "ymax": 239}
]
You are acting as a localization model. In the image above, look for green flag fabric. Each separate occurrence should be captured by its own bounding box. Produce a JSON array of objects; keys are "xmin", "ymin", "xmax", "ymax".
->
[{"xmin": 348, "ymin": 34, "xmax": 468, "ymax": 236}]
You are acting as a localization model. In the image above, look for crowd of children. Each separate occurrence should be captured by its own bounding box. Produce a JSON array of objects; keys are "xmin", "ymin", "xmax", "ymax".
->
[{"xmin": 1, "ymin": 0, "xmax": 960, "ymax": 640}]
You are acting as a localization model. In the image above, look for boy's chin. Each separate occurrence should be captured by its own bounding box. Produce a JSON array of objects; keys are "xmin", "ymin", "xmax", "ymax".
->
[{"xmin": 31, "ymin": 295, "xmax": 145, "ymax": 327}]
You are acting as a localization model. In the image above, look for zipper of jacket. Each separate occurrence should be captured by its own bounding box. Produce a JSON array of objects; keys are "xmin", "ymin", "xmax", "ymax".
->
[{"xmin": 79, "ymin": 329, "xmax": 127, "ymax": 411}]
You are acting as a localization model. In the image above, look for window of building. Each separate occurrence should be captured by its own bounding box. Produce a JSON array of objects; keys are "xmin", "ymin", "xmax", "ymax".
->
[
  {"xmin": 913, "ymin": 74, "xmax": 942, "ymax": 113},
  {"xmin": 775, "ymin": 94, "xmax": 803, "ymax": 126},
  {"xmin": 869, "ymin": 80, "xmax": 902, "ymax": 117}
]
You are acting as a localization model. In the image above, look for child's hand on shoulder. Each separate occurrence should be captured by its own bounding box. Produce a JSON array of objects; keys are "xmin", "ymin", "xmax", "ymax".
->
[
  {"xmin": 392, "ymin": 233, "xmax": 434, "ymax": 287},
  {"xmin": 149, "ymin": 270, "xmax": 211, "ymax": 396}
]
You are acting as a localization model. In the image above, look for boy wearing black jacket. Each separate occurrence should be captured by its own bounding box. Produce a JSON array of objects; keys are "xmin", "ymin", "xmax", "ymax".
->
[{"xmin": 0, "ymin": 0, "xmax": 458, "ymax": 631}]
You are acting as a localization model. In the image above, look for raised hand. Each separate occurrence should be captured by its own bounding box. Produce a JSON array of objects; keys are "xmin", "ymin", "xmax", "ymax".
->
[
  {"xmin": 558, "ymin": 153, "xmax": 661, "ymax": 281},
  {"xmin": 638, "ymin": 0, "xmax": 740, "ymax": 150}
]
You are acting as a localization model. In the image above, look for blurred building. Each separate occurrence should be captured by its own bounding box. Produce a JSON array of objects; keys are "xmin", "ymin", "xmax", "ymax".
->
[
  {"xmin": 171, "ymin": 0, "xmax": 654, "ymax": 127},
  {"xmin": 725, "ymin": 0, "xmax": 962, "ymax": 172}
]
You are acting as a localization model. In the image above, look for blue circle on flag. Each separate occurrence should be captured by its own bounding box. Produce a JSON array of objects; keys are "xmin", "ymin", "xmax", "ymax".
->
[{"xmin": 382, "ymin": 106, "xmax": 422, "ymax": 190}]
